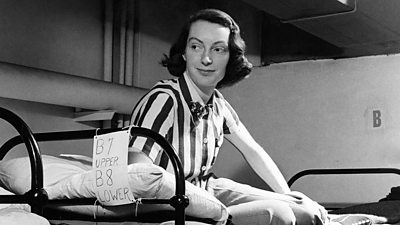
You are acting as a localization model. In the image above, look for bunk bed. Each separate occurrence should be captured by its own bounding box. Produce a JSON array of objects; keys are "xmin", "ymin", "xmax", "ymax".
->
[
  {"xmin": 1, "ymin": 105, "xmax": 400, "ymax": 225},
  {"xmin": 0, "ymin": 106, "xmax": 229, "ymax": 225},
  {"xmin": 288, "ymin": 166, "xmax": 400, "ymax": 221}
]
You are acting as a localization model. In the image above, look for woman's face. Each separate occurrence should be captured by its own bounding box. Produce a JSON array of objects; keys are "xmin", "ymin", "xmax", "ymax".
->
[{"xmin": 184, "ymin": 20, "xmax": 230, "ymax": 93}]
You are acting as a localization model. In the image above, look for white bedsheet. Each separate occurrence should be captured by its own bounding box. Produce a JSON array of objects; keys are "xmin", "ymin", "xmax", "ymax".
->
[
  {"xmin": 0, "ymin": 207, "xmax": 50, "ymax": 225},
  {"xmin": 0, "ymin": 186, "xmax": 50, "ymax": 225}
]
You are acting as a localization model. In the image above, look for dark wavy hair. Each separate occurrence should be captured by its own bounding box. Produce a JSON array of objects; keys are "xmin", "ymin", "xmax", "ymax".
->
[{"xmin": 161, "ymin": 9, "xmax": 252, "ymax": 89}]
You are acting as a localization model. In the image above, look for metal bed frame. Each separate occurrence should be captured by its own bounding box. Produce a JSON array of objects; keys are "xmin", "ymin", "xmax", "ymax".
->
[
  {"xmin": 0, "ymin": 106, "xmax": 196, "ymax": 225},
  {"xmin": 288, "ymin": 167, "xmax": 400, "ymax": 210},
  {"xmin": 5, "ymin": 104, "xmax": 399, "ymax": 222}
]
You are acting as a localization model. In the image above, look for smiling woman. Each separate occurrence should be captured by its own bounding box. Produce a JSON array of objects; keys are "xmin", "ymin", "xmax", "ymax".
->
[
  {"xmin": 128, "ymin": 8, "xmax": 329, "ymax": 225},
  {"xmin": 160, "ymin": 9, "xmax": 252, "ymax": 89},
  {"xmin": 183, "ymin": 20, "xmax": 230, "ymax": 100}
]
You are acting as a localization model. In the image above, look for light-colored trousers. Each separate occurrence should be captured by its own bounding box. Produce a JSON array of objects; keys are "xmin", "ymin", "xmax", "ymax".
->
[{"xmin": 205, "ymin": 176, "xmax": 324, "ymax": 225}]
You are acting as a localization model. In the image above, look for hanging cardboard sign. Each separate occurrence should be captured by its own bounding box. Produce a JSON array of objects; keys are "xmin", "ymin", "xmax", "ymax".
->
[{"xmin": 92, "ymin": 129, "xmax": 135, "ymax": 205}]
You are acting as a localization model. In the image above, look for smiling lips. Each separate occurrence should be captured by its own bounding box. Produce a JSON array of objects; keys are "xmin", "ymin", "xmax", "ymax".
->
[{"xmin": 197, "ymin": 68, "xmax": 215, "ymax": 74}]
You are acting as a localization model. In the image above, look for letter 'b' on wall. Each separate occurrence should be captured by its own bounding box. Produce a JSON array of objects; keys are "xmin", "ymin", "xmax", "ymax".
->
[
  {"xmin": 365, "ymin": 106, "xmax": 386, "ymax": 132},
  {"xmin": 372, "ymin": 110, "xmax": 382, "ymax": 128}
]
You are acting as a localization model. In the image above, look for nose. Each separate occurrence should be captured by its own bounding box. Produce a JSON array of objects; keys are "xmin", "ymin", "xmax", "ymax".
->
[{"xmin": 201, "ymin": 51, "xmax": 212, "ymax": 66}]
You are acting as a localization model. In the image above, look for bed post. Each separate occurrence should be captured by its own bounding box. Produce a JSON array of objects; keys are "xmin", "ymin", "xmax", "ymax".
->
[
  {"xmin": 130, "ymin": 127, "xmax": 189, "ymax": 225},
  {"xmin": 0, "ymin": 107, "xmax": 48, "ymax": 214}
]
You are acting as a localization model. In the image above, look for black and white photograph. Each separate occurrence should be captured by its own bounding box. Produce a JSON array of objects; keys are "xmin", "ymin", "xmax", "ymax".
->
[{"xmin": 0, "ymin": 1, "xmax": 400, "ymax": 225}]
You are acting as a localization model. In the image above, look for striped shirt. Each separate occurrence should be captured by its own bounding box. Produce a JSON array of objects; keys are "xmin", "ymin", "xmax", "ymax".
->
[{"xmin": 130, "ymin": 73, "xmax": 240, "ymax": 186}]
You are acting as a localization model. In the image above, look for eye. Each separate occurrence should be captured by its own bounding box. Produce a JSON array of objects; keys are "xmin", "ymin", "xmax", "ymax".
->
[
  {"xmin": 212, "ymin": 46, "xmax": 228, "ymax": 54},
  {"xmin": 189, "ymin": 43, "xmax": 203, "ymax": 52}
]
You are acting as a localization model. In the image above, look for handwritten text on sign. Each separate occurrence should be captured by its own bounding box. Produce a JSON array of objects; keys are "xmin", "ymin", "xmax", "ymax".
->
[{"xmin": 92, "ymin": 130, "xmax": 135, "ymax": 205}]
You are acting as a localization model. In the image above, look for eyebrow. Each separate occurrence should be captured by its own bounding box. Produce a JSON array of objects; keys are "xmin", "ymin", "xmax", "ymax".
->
[{"xmin": 187, "ymin": 37, "xmax": 228, "ymax": 46}]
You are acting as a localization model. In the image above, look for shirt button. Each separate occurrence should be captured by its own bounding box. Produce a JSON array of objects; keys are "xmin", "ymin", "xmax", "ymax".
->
[
  {"xmin": 203, "ymin": 138, "xmax": 208, "ymax": 144},
  {"xmin": 201, "ymin": 166, "xmax": 207, "ymax": 171}
]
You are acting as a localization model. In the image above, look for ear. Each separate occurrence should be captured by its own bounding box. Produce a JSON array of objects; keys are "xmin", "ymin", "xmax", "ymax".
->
[{"xmin": 182, "ymin": 54, "xmax": 186, "ymax": 61}]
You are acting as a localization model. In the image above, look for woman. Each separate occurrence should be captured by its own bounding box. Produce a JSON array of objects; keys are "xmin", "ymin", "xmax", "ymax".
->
[{"xmin": 129, "ymin": 8, "xmax": 327, "ymax": 225}]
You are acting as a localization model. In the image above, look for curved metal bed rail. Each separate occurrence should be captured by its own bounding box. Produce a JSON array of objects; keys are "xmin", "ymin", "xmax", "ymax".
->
[
  {"xmin": 129, "ymin": 126, "xmax": 188, "ymax": 224},
  {"xmin": 0, "ymin": 107, "xmax": 189, "ymax": 225},
  {"xmin": 0, "ymin": 128, "xmax": 122, "ymax": 159},
  {"xmin": 288, "ymin": 168, "xmax": 400, "ymax": 187},
  {"xmin": 0, "ymin": 107, "xmax": 48, "ymax": 214}
]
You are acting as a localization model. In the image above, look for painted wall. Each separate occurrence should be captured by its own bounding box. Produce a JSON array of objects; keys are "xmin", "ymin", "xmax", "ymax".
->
[
  {"xmin": 215, "ymin": 55, "xmax": 400, "ymax": 204},
  {"xmin": 0, "ymin": 0, "xmax": 103, "ymax": 160},
  {"xmin": 0, "ymin": 0, "xmax": 104, "ymax": 79}
]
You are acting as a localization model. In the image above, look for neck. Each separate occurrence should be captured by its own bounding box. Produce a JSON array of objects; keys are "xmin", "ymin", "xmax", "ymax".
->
[
  {"xmin": 184, "ymin": 73, "xmax": 214, "ymax": 103},
  {"xmin": 195, "ymin": 85, "xmax": 213, "ymax": 103}
]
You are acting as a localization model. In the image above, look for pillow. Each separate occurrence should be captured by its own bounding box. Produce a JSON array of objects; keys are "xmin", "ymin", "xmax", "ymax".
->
[
  {"xmin": 0, "ymin": 207, "xmax": 50, "ymax": 225},
  {"xmin": 0, "ymin": 186, "xmax": 49, "ymax": 225},
  {"xmin": 0, "ymin": 155, "xmax": 91, "ymax": 195},
  {"xmin": 0, "ymin": 186, "xmax": 27, "ymax": 210},
  {"xmin": 0, "ymin": 155, "xmax": 229, "ymax": 222}
]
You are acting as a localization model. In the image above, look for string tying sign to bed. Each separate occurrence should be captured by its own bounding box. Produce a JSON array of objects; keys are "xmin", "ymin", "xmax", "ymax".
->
[{"xmin": 92, "ymin": 129, "xmax": 135, "ymax": 206}]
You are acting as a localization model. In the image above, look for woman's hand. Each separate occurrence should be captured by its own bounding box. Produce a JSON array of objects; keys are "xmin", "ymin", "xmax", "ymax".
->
[{"xmin": 288, "ymin": 191, "xmax": 329, "ymax": 224}]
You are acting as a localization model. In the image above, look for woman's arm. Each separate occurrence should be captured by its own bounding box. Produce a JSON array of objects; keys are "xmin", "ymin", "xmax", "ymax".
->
[
  {"xmin": 225, "ymin": 122, "xmax": 290, "ymax": 194},
  {"xmin": 225, "ymin": 122, "xmax": 328, "ymax": 223}
]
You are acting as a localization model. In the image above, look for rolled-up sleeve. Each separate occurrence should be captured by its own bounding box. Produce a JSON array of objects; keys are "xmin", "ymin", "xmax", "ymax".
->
[{"xmin": 222, "ymin": 100, "xmax": 240, "ymax": 135}]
